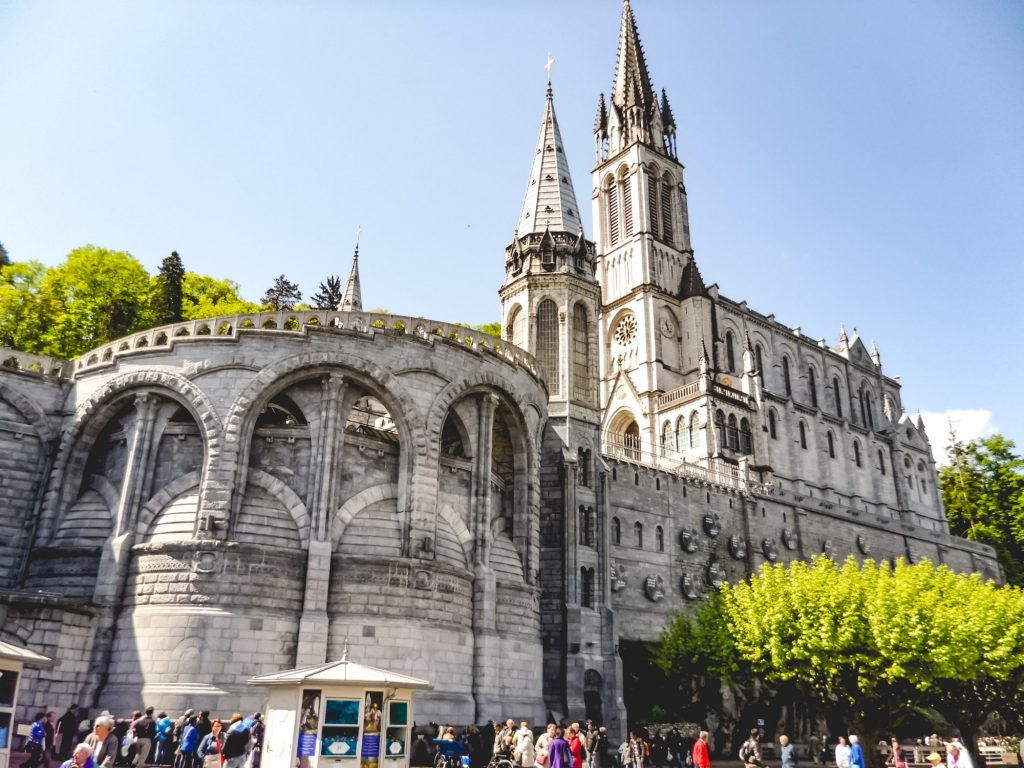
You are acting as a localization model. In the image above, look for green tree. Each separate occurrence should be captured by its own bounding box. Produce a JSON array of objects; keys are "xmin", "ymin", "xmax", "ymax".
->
[
  {"xmin": 713, "ymin": 557, "xmax": 1024, "ymax": 766},
  {"xmin": 940, "ymin": 434, "xmax": 1024, "ymax": 587},
  {"xmin": 153, "ymin": 251, "xmax": 186, "ymax": 324},
  {"xmin": 181, "ymin": 273, "xmax": 260, "ymax": 320},
  {"xmin": 0, "ymin": 241, "xmax": 9, "ymax": 267},
  {"xmin": 311, "ymin": 275, "xmax": 343, "ymax": 310},
  {"xmin": 473, "ymin": 321, "xmax": 501, "ymax": 338},
  {"xmin": 261, "ymin": 274, "xmax": 302, "ymax": 311},
  {"xmin": 0, "ymin": 260, "xmax": 47, "ymax": 351},
  {"xmin": 37, "ymin": 246, "xmax": 152, "ymax": 358}
]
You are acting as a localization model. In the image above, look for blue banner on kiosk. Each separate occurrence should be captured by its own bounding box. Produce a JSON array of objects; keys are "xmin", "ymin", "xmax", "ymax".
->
[
  {"xmin": 298, "ymin": 734, "xmax": 318, "ymax": 757},
  {"xmin": 361, "ymin": 735, "xmax": 380, "ymax": 759}
]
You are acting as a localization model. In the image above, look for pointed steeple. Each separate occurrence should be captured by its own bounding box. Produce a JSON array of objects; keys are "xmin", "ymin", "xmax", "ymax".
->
[
  {"xmin": 839, "ymin": 324, "xmax": 849, "ymax": 348},
  {"xmin": 595, "ymin": 93, "xmax": 609, "ymax": 136},
  {"xmin": 660, "ymin": 88, "xmax": 676, "ymax": 130},
  {"xmin": 611, "ymin": 0, "xmax": 656, "ymax": 116},
  {"xmin": 341, "ymin": 236, "xmax": 362, "ymax": 312},
  {"xmin": 870, "ymin": 340, "xmax": 881, "ymax": 367},
  {"xmin": 516, "ymin": 80, "xmax": 583, "ymax": 237}
]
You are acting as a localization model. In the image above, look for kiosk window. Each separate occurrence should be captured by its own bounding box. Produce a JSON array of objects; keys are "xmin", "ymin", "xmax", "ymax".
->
[
  {"xmin": 321, "ymin": 699, "xmax": 360, "ymax": 758},
  {"xmin": 385, "ymin": 701, "xmax": 409, "ymax": 758}
]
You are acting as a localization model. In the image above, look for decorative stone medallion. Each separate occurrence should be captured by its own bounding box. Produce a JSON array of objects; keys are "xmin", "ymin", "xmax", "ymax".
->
[
  {"xmin": 781, "ymin": 528, "xmax": 797, "ymax": 550},
  {"xmin": 681, "ymin": 574, "xmax": 699, "ymax": 600},
  {"xmin": 728, "ymin": 535, "xmax": 747, "ymax": 560},
  {"xmin": 761, "ymin": 538, "xmax": 778, "ymax": 562},
  {"xmin": 703, "ymin": 512, "xmax": 721, "ymax": 538},
  {"xmin": 856, "ymin": 534, "xmax": 871, "ymax": 555},
  {"xmin": 679, "ymin": 526, "xmax": 699, "ymax": 553},
  {"xmin": 707, "ymin": 562, "xmax": 725, "ymax": 589},
  {"xmin": 644, "ymin": 574, "xmax": 665, "ymax": 602}
]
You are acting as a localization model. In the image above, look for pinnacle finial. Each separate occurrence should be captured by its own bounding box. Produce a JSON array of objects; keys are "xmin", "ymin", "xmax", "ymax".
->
[
  {"xmin": 870, "ymin": 340, "xmax": 881, "ymax": 366},
  {"xmin": 839, "ymin": 324, "xmax": 849, "ymax": 346},
  {"xmin": 743, "ymin": 330, "xmax": 752, "ymax": 352}
]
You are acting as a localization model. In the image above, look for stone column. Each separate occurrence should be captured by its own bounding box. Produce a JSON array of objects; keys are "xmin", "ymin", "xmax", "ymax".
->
[
  {"xmin": 471, "ymin": 394, "xmax": 499, "ymax": 720},
  {"xmin": 297, "ymin": 374, "xmax": 347, "ymax": 666},
  {"xmin": 81, "ymin": 392, "xmax": 158, "ymax": 705},
  {"xmin": 564, "ymin": 456, "xmax": 578, "ymax": 605}
]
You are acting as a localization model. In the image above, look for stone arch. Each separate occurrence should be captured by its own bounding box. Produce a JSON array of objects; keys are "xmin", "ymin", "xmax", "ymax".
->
[
  {"xmin": 331, "ymin": 483, "xmax": 399, "ymax": 547},
  {"xmin": 137, "ymin": 470, "xmax": 202, "ymax": 537},
  {"xmin": 42, "ymin": 370, "xmax": 222, "ymax": 542},
  {"xmin": 240, "ymin": 469, "xmax": 310, "ymax": 548},
  {"xmin": 0, "ymin": 379, "xmax": 58, "ymax": 441},
  {"xmin": 436, "ymin": 503, "xmax": 473, "ymax": 570},
  {"xmin": 213, "ymin": 351, "xmax": 424, "ymax": 539}
]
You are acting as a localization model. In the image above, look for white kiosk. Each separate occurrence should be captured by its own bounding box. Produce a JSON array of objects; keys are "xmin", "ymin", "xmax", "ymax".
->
[
  {"xmin": 249, "ymin": 651, "xmax": 430, "ymax": 768},
  {"xmin": 0, "ymin": 640, "xmax": 54, "ymax": 768}
]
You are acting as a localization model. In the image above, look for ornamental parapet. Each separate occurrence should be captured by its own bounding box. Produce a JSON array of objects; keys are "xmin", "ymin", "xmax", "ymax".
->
[
  {"xmin": 69, "ymin": 310, "xmax": 539, "ymax": 379},
  {"xmin": 0, "ymin": 348, "xmax": 72, "ymax": 378}
]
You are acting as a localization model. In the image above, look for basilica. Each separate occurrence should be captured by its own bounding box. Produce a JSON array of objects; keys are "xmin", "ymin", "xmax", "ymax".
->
[{"xmin": 0, "ymin": 1, "xmax": 997, "ymax": 735}]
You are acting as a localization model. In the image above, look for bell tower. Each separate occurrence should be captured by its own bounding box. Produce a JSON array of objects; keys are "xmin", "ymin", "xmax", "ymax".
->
[{"xmin": 593, "ymin": 0, "xmax": 713, "ymax": 452}]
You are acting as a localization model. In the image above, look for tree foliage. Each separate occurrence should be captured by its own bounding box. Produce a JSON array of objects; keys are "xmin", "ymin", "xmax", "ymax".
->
[
  {"xmin": 311, "ymin": 275, "xmax": 343, "ymax": 310},
  {"xmin": 661, "ymin": 557, "xmax": 1024, "ymax": 765},
  {"xmin": 182, "ymin": 273, "xmax": 259, "ymax": 320},
  {"xmin": 0, "ymin": 241, "xmax": 9, "ymax": 267},
  {"xmin": 940, "ymin": 434, "xmax": 1024, "ymax": 587},
  {"xmin": 0, "ymin": 247, "xmax": 264, "ymax": 359},
  {"xmin": 473, "ymin": 322, "xmax": 501, "ymax": 338},
  {"xmin": 153, "ymin": 251, "xmax": 186, "ymax": 324},
  {"xmin": 37, "ymin": 246, "xmax": 154, "ymax": 358},
  {"xmin": 261, "ymin": 274, "xmax": 302, "ymax": 311}
]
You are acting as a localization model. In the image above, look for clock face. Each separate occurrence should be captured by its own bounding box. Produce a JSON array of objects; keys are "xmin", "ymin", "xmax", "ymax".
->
[{"xmin": 659, "ymin": 316, "xmax": 675, "ymax": 337}]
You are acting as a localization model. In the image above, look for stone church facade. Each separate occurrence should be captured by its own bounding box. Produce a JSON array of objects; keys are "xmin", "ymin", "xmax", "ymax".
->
[{"xmin": 0, "ymin": 1, "xmax": 997, "ymax": 732}]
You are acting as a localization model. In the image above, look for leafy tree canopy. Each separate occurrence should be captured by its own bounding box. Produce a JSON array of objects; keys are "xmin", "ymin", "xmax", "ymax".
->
[
  {"xmin": 38, "ymin": 245, "xmax": 154, "ymax": 358},
  {"xmin": 940, "ymin": 434, "xmax": 1024, "ymax": 587},
  {"xmin": 0, "ymin": 241, "xmax": 9, "ymax": 267},
  {"xmin": 659, "ymin": 557, "xmax": 1024, "ymax": 764},
  {"xmin": 182, "ymin": 273, "xmax": 260, "ymax": 320},
  {"xmin": 473, "ymin": 322, "xmax": 501, "ymax": 338}
]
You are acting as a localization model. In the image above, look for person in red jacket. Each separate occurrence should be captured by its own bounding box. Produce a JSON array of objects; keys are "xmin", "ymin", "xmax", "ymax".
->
[{"xmin": 692, "ymin": 732, "xmax": 710, "ymax": 768}]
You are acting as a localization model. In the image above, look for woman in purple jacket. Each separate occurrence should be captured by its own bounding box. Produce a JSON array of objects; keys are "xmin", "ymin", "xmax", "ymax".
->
[{"xmin": 547, "ymin": 730, "xmax": 573, "ymax": 768}]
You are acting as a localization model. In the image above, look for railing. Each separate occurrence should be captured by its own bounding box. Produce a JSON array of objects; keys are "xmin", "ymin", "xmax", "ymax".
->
[
  {"xmin": 602, "ymin": 431, "xmax": 743, "ymax": 490},
  {"xmin": 657, "ymin": 381, "xmax": 699, "ymax": 408},
  {"xmin": 71, "ymin": 310, "xmax": 539, "ymax": 378},
  {"xmin": 0, "ymin": 348, "xmax": 71, "ymax": 378}
]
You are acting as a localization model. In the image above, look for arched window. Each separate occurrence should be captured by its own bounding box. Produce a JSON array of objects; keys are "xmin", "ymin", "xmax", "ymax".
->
[
  {"xmin": 726, "ymin": 331, "xmax": 736, "ymax": 373},
  {"xmin": 715, "ymin": 410, "xmax": 726, "ymax": 449},
  {"xmin": 661, "ymin": 176, "xmax": 675, "ymax": 244},
  {"xmin": 727, "ymin": 414, "xmax": 739, "ymax": 451},
  {"xmin": 536, "ymin": 299, "xmax": 560, "ymax": 395},
  {"xmin": 740, "ymin": 418, "xmax": 752, "ymax": 454},
  {"xmin": 676, "ymin": 416, "xmax": 688, "ymax": 451},
  {"xmin": 878, "ymin": 449, "xmax": 886, "ymax": 475},
  {"xmin": 581, "ymin": 567, "xmax": 594, "ymax": 608},
  {"xmin": 508, "ymin": 305, "xmax": 526, "ymax": 347},
  {"xmin": 799, "ymin": 421, "xmax": 807, "ymax": 449},
  {"xmin": 755, "ymin": 344, "xmax": 764, "ymax": 377},
  {"xmin": 662, "ymin": 421, "xmax": 675, "ymax": 456},
  {"xmin": 634, "ymin": 521, "xmax": 644, "ymax": 549},
  {"xmin": 864, "ymin": 392, "xmax": 875, "ymax": 428},
  {"xmin": 612, "ymin": 517, "xmax": 621, "ymax": 545},
  {"xmin": 854, "ymin": 440, "xmax": 862, "ymax": 467},
  {"xmin": 833, "ymin": 376, "xmax": 843, "ymax": 418},
  {"xmin": 622, "ymin": 172, "xmax": 634, "ymax": 237},
  {"xmin": 648, "ymin": 168, "xmax": 660, "ymax": 239},
  {"xmin": 689, "ymin": 411, "xmax": 701, "ymax": 448},
  {"xmin": 572, "ymin": 303, "xmax": 593, "ymax": 404},
  {"xmin": 623, "ymin": 420, "xmax": 641, "ymax": 461},
  {"xmin": 783, "ymin": 356, "xmax": 792, "ymax": 396},
  {"xmin": 859, "ymin": 389, "xmax": 867, "ymax": 425},
  {"xmin": 827, "ymin": 431, "xmax": 835, "ymax": 459},
  {"xmin": 606, "ymin": 176, "xmax": 620, "ymax": 245},
  {"xmin": 769, "ymin": 409, "xmax": 778, "ymax": 440},
  {"xmin": 656, "ymin": 525, "xmax": 665, "ymax": 552},
  {"xmin": 808, "ymin": 367, "xmax": 818, "ymax": 408}
]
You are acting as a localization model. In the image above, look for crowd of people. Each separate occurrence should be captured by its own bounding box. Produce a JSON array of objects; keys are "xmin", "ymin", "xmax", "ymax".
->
[
  {"xmin": 413, "ymin": 721, "xmax": 714, "ymax": 768},
  {"xmin": 18, "ymin": 706, "xmax": 265, "ymax": 768}
]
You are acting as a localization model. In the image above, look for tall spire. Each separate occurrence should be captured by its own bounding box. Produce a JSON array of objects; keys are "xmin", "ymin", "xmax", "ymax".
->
[
  {"xmin": 611, "ymin": 0, "xmax": 656, "ymax": 115},
  {"xmin": 341, "ymin": 229, "xmax": 362, "ymax": 312},
  {"xmin": 516, "ymin": 77, "xmax": 583, "ymax": 237}
]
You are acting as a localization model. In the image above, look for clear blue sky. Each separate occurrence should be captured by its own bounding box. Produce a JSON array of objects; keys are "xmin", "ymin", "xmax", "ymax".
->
[{"xmin": 1, "ymin": 0, "xmax": 1021, "ymax": 451}]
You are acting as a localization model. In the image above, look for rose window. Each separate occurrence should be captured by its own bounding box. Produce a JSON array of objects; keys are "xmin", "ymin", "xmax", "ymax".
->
[{"xmin": 614, "ymin": 315, "xmax": 638, "ymax": 346}]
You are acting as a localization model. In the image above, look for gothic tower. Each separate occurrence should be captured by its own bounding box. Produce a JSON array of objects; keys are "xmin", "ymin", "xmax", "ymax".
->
[
  {"xmin": 501, "ymin": 79, "xmax": 623, "ymax": 729},
  {"xmin": 593, "ymin": 0, "xmax": 715, "ymax": 462}
]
